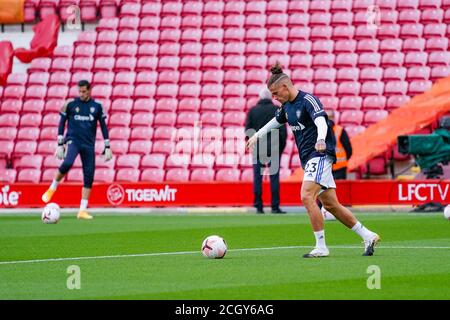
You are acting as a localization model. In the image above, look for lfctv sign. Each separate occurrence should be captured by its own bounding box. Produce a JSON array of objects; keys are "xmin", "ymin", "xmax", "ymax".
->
[
  {"xmin": 398, "ymin": 183, "xmax": 449, "ymax": 202},
  {"xmin": 107, "ymin": 184, "xmax": 177, "ymax": 205},
  {"xmin": 0, "ymin": 185, "xmax": 20, "ymax": 207}
]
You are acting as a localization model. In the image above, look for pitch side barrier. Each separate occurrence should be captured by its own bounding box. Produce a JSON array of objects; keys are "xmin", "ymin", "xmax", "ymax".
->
[{"xmin": 0, "ymin": 180, "xmax": 448, "ymax": 208}]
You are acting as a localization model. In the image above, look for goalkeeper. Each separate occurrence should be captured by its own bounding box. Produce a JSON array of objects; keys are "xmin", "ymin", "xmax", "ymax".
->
[{"xmin": 41, "ymin": 80, "xmax": 113, "ymax": 219}]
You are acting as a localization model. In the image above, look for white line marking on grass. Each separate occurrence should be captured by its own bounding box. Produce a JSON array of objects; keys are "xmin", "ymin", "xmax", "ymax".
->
[{"xmin": 0, "ymin": 245, "xmax": 449, "ymax": 266}]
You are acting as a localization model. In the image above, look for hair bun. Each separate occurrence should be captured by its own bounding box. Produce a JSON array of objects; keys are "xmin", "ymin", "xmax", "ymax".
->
[{"xmin": 270, "ymin": 62, "xmax": 283, "ymax": 75}]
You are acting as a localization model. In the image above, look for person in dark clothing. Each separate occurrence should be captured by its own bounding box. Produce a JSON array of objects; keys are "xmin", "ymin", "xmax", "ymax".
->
[
  {"xmin": 245, "ymin": 88, "xmax": 287, "ymax": 214},
  {"xmin": 326, "ymin": 110, "xmax": 352, "ymax": 180}
]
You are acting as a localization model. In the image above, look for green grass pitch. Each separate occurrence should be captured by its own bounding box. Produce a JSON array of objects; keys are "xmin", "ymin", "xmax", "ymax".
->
[{"xmin": 0, "ymin": 212, "xmax": 449, "ymax": 300}]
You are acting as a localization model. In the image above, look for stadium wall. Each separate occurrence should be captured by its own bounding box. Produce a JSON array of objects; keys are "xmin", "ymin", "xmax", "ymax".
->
[{"xmin": 0, "ymin": 180, "xmax": 449, "ymax": 208}]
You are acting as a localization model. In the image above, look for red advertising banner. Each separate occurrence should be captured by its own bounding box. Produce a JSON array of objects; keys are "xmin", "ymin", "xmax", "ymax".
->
[{"xmin": 0, "ymin": 180, "xmax": 449, "ymax": 208}]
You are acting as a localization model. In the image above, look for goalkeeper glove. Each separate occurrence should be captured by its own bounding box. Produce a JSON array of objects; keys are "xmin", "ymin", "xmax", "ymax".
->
[
  {"xmin": 102, "ymin": 140, "xmax": 113, "ymax": 161},
  {"xmin": 55, "ymin": 135, "xmax": 65, "ymax": 160}
]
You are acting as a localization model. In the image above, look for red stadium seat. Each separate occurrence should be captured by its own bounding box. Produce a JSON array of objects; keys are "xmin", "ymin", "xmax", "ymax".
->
[
  {"xmin": 28, "ymin": 72, "xmax": 49, "ymax": 85},
  {"xmin": 141, "ymin": 154, "xmax": 166, "ymax": 169},
  {"xmin": 155, "ymin": 98, "xmax": 177, "ymax": 112},
  {"xmin": 360, "ymin": 81, "xmax": 384, "ymax": 97},
  {"xmin": 287, "ymin": 0, "xmax": 309, "ymax": 14},
  {"xmin": 403, "ymin": 38, "xmax": 426, "ymax": 52},
  {"xmin": 339, "ymin": 96, "xmax": 362, "ymax": 110},
  {"xmin": 0, "ymin": 113, "xmax": 20, "ymax": 127},
  {"xmin": 430, "ymin": 66, "xmax": 450, "ymax": 81},
  {"xmin": 71, "ymin": 57, "xmax": 93, "ymax": 72},
  {"xmin": 383, "ymin": 67, "xmax": 407, "ymax": 81},
  {"xmin": 336, "ymin": 67, "xmax": 359, "ymax": 82},
  {"xmin": 17, "ymin": 169, "xmax": 41, "ymax": 183},
  {"xmin": 22, "ymin": 100, "xmax": 44, "ymax": 114},
  {"xmin": 131, "ymin": 112, "xmax": 154, "ymax": 127},
  {"xmin": 49, "ymin": 72, "xmax": 71, "ymax": 85},
  {"xmin": 398, "ymin": 9, "xmax": 420, "ymax": 24},
  {"xmin": 378, "ymin": 38, "xmax": 402, "ymax": 53},
  {"xmin": 201, "ymin": 98, "xmax": 224, "ymax": 112},
  {"xmin": 406, "ymin": 66, "xmax": 431, "ymax": 81},
  {"xmin": 363, "ymin": 110, "xmax": 389, "ymax": 126},
  {"xmin": 335, "ymin": 53, "xmax": 358, "ymax": 68},
  {"xmin": 190, "ymin": 168, "xmax": 215, "ymax": 182},
  {"xmin": 80, "ymin": 1, "xmax": 98, "ymax": 22},
  {"xmin": 165, "ymin": 154, "xmax": 191, "ymax": 169},
  {"xmin": 359, "ymin": 67, "xmax": 383, "ymax": 82},
  {"xmin": 400, "ymin": 24, "xmax": 424, "ymax": 39},
  {"xmin": 116, "ymin": 154, "xmax": 140, "ymax": 169},
  {"xmin": 114, "ymin": 72, "xmax": 136, "ymax": 85},
  {"xmin": 314, "ymin": 68, "xmax": 336, "ymax": 82},
  {"xmin": 42, "ymin": 113, "xmax": 60, "ymax": 127},
  {"xmin": 15, "ymin": 155, "xmax": 42, "ymax": 170},
  {"xmin": 37, "ymin": 140, "xmax": 57, "ymax": 156},
  {"xmin": 408, "ymin": 80, "xmax": 433, "ymax": 95},
  {"xmin": 362, "ymin": 96, "xmax": 387, "ymax": 110},
  {"xmin": 4, "ymin": 86, "xmax": 25, "ymax": 100},
  {"xmin": 344, "ymin": 125, "xmax": 366, "ymax": 138},
  {"xmin": 314, "ymin": 82, "xmax": 337, "ymax": 96},
  {"xmin": 375, "ymin": 23, "xmax": 399, "ymax": 39},
  {"xmin": 215, "ymin": 168, "xmax": 240, "ymax": 182},
  {"xmin": 46, "ymin": 85, "xmax": 68, "ymax": 100},
  {"xmin": 0, "ymin": 169, "xmax": 17, "ymax": 183},
  {"xmin": 129, "ymin": 141, "xmax": 152, "ymax": 155},
  {"xmin": 17, "ymin": 127, "xmax": 39, "ymax": 141},
  {"xmin": 428, "ymin": 52, "xmax": 449, "ymax": 66},
  {"xmin": 1, "ymin": 100, "xmax": 22, "ymax": 113},
  {"xmin": 140, "ymin": 168, "xmax": 165, "ymax": 182},
  {"xmin": 7, "ymin": 73, "xmax": 28, "ymax": 86},
  {"xmin": 97, "ymin": 18, "xmax": 119, "ymax": 31},
  {"xmin": 13, "ymin": 141, "xmax": 37, "ymax": 157},
  {"xmin": 94, "ymin": 169, "xmax": 115, "ymax": 183},
  {"xmin": 381, "ymin": 52, "xmax": 405, "ymax": 67},
  {"xmin": 222, "ymin": 112, "xmax": 246, "ymax": 126},
  {"xmin": 109, "ymin": 127, "xmax": 131, "ymax": 141},
  {"xmin": 337, "ymin": 82, "xmax": 361, "ymax": 97},
  {"xmin": 116, "ymin": 169, "xmax": 140, "ymax": 182},
  {"xmin": 339, "ymin": 110, "xmax": 364, "ymax": 126},
  {"xmin": 165, "ymin": 168, "xmax": 190, "ymax": 182},
  {"xmin": 404, "ymin": 52, "xmax": 428, "ymax": 67},
  {"xmin": 1, "ymin": 127, "xmax": 17, "ymax": 141},
  {"xmin": 426, "ymin": 37, "xmax": 449, "ymax": 52},
  {"xmin": 358, "ymin": 53, "xmax": 381, "ymax": 68},
  {"xmin": 19, "ymin": 113, "xmax": 42, "ymax": 127},
  {"xmin": 419, "ymin": 0, "xmax": 442, "ymax": 10}
]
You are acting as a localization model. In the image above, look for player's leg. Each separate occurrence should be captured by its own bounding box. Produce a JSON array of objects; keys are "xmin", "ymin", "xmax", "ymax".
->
[
  {"xmin": 42, "ymin": 141, "xmax": 79, "ymax": 203},
  {"xmin": 77, "ymin": 146, "xmax": 95, "ymax": 219},
  {"xmin": 269, "ymin": 158, "xmax": 284, "ymax": 213},
  {"xmin": 318, "ymin": 187, "xmax": 381, "ymax": 256},
  {"xmin": 252, "ymin": 159, "xmax": 264, "ymax": 213},
  {"xmin": 301, "ymin": 180, "xmax": 329, "ymax": 257}
]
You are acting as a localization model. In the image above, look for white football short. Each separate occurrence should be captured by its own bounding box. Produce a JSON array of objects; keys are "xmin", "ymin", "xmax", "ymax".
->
[{"xmin": 303, "ymin": 156, "xmax": 336, "ymax": 190}]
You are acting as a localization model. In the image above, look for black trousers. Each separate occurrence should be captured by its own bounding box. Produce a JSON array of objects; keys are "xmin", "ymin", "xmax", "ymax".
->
[
  {"xmin": 252, "ymin": 159, "xmax": 280, "ymax": 210},
  {"xmin": 332, "ymin": 167, "xmax": 347, "ymax": 180},
  {"xmin": 59, "ymin": 141, "xmax": 95, "ymax": 188}
]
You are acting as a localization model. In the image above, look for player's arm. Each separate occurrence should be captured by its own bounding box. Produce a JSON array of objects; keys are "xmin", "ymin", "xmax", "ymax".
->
[
  {"xmin": 246, "ymin": 117, "xmax": 283, "ymax": 151},
  {"xmin": 304, "ymin": 95, "xmax": 328, "ymax": 153},
  {"xmin": 55, "ymin": 102, "xmax": 69, "ymax": 160},
  {"xmin": 98, "ymin": 104, "xmax": 113, "ymax": 161}
]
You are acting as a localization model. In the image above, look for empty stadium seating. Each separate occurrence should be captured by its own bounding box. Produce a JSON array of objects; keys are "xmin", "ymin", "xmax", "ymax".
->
[{"xmin": 1, "ymin": 0, "xmax": 449, "ymax": 183}]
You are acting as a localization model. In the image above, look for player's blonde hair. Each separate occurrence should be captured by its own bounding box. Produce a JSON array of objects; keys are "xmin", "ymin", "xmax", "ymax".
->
[{"xmin": 267, "ymin": 61, "xmax": 289, "ymax": 88}]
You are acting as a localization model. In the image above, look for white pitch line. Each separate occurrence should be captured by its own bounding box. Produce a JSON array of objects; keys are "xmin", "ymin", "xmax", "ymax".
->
[{"xmin": 0, "ymin": 245, "xmax": 449, "ymax": 266}]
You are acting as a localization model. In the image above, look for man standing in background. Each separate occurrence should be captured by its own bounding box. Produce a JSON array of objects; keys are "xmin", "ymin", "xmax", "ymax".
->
[
  {"xmin": 326, "ymin": 110, "xmax": 352, "ymax": 180},
  {"xmin": 245, "ymin": 88, "xmax": 287, "ymax": 214}
]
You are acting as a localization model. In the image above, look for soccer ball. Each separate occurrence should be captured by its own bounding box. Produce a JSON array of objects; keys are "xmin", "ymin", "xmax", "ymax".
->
[
  {"xmin": 41, "ymin": 203, "xmax": 60, "ymax": 224},
  {"xmin": 321, "ymin": 207, "xmax": 336, "ymax": 221},
  {"xmin": 444, "ymin": 205, "xmax": 450, "ymax": 220},
  {"xmin": 201, "ymin": 235, "xmax": 227, "ymax": 259}
]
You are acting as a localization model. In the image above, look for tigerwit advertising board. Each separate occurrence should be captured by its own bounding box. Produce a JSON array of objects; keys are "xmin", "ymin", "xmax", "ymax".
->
[{"xmin": 0, "ymin": 180, "xmax": 449, "ymax": 208}]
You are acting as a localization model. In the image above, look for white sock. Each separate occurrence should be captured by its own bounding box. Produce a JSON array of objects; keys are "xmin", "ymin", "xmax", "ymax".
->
[
  {"xmin": 351, "ymin": 221, "xmax": 374, "ymax": 241},
  {"xmin": 314, "ymin": 230, "xmax": 326, "ymax": 249},
  {"xmin": 50, "ymin": 180, "xmax": 59, "ymax": 190},
  {"xmin": 80, "ymin": 199, "xmax": 88, "ymax": 211}
]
